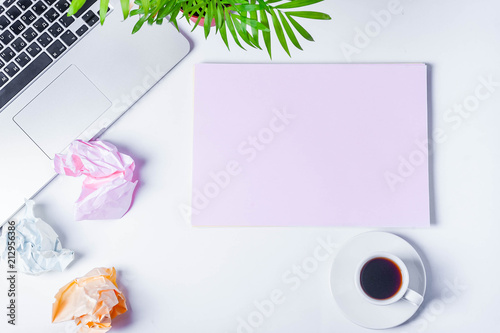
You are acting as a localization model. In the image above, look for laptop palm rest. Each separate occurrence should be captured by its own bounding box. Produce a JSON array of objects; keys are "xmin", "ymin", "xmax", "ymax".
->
[{"xmin": 13, "ymin": 65, "xmax": 112, "ymax": 159}]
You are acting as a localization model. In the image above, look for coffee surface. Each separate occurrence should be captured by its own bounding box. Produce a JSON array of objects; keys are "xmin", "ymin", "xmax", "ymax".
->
[{"xmin": 360, "ymin": 258, "xmax": 402, "ymax": 300}]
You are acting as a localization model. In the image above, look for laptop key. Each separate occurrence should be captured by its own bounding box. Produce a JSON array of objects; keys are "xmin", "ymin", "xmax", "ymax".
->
[
  {"xmin": 83, "ymin": 11, "xmax": 98, "ymax": 26},
  {"xmin": 0, "ymin": 46, "xmax": 13, "ymax": 61},
  {"xmin": 36, "ymin": 31, "xmax": 51, "ymax": 46},
  {"xmin": 32, "ymin": 17, "xmax": 48, "ymax": 32},
  {"xmin": 58, "ymin": 13, "xmax": 73, "ymax": 27},
  {"xmin": 0, "ymin": 30, "xmax": 14, "ymax": 44},
  {"xmin": 9, "ymin": 19, "xmax": 25, "ymax": 35},
  {"xmin": 43, "ymin": 7, "xmax": 58, "ymax": 22},
  {"xmin": 48, "ymin": 21, "xmax": 62, "ymax": 37},
  {"xmin": 46, "ymin": 39, "xmax": 64, "ymax": 58},
  {"xmin": 20, "ymin": 10, "xmax": 36, "ymax": 24},
  {"xmin": 10, "ymin": 36, "xmax": 26, "ymax": 52},
  {"xmin": 3, "ymin": 0, "xmax": 15, "ymax": 7},
  {"xmin": 4, "ymin": 61, "xmax": 19, "ymax": 77},
  {"xmin": 21, "ymin": 26, "xmax": 36, "ymax": 41},
  {"xmin": 81, "ymin": 10, "xmax": 93, "ymax": 22},
  {"xmin": 87, "ymin": 14, "xmax": 98, "ymax": 26},
  {"xmin": 0, "ymin": 59, "xmax": 4, "ymax": 68},
  {"xmin": 43, "ymin": 0, "xmax": 55, "ymax": 5},
  {"xmin": 0, "ymin": 52, "xmax": 52, "ymax": 108},
  {"xmin": 14, "ymin": 50, "xmax": 29, "ymax": 66},
  {"xmin": 0, "ymin": 15, "xmax": 9, "ymax": 30},
  {"xmin": 75, "ymin": 23, "xmax": 87, "ymax": 36},
  {"xmin": 31, "ymin": 0, "xmax": 46, "ymax": 14},
  {"xmin": 60, "ymin": 29, "xmax": 76, "ymax": 46},
  {"xmin": 0, "ymin": 71, "xmax": 7, "ymax": 87},
  {"xmin": 6, "ymin": 5, "xmax": 20, "ymax": 20},
  {"xmin": 54, "ymin": 0, "xmax": 68, "ymax": 13},
  {"xmin": 26, "ymin": 41, "xmax": 40, "ymax": 56},
  {"xmin": 16, "ymin": 0, "xmax": 31, "ymax": 10}
]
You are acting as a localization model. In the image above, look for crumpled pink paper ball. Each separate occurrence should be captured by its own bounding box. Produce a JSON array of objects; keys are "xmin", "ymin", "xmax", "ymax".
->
[{"xmin": 54, "ymin": 140, "xmax": 138, "ymax": 221}]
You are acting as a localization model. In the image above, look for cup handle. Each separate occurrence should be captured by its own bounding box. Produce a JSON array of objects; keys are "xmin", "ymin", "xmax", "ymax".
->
[{"xmin": 402, "ymin": 288, "xmax": 423, "ymax": 306}]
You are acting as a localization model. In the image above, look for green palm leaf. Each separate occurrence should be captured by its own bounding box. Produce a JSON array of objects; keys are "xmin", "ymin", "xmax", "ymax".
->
[
  {"xmin": 285, "ymin": 12, "xmax": 314, "ymax": 41},
  {"xmin": 287, "ymin": 11, "xmax": 331, "ymax": 20},
  {"xmin": 269, "ymin": 7, "xmax": 289, "ymax": 56},
  {"xmin": 99, "ymin": 0, "xmax": 109, "ymax": 24},
  {"xmin": 278, "ymin": 10, "xmax": 301, "ymax": 50}
]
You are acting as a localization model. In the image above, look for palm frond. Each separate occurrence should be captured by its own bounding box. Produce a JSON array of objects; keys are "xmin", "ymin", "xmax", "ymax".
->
[{"xmin": 67, "ymin": 0, "xmax": 331, "ymax": 57}]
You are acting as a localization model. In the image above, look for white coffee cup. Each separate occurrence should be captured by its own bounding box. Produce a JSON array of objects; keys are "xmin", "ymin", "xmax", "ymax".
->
[{"xmin": 354, "ymin": 252, "xmax": 423, "ymax": 306}]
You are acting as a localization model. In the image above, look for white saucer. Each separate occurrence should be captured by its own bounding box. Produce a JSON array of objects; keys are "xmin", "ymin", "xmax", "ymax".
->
[{"xmin": 330, "ymin": 232, "xmax": 426, "ymax": 330}]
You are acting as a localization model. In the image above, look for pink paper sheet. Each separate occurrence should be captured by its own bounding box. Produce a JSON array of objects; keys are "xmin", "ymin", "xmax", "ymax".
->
[{"xmin": 192, "ymin": 64, "xmax": 430, "ymax": 227}]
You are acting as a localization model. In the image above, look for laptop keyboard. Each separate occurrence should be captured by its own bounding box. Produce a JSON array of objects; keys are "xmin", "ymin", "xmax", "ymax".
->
[{"xmin": 0, "ymin": 0, "xmax": 109, "ymax": 109}]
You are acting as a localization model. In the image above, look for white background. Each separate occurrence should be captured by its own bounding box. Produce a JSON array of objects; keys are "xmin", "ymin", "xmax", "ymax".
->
[{"xmin": 2, "ymin": 0, "xmax": 500, "ymax": 332}]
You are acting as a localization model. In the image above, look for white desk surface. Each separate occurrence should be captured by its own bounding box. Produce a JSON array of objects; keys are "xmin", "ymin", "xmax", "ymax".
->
[{"xmin": 1, "ymin": 0, "xmax": 500, "ymax": 332}]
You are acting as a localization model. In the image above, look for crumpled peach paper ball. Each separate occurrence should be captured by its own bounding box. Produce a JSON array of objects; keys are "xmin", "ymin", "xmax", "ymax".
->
[{"xmin": 52, "ymin": 267, "xmax": 127, "ymax": 333}]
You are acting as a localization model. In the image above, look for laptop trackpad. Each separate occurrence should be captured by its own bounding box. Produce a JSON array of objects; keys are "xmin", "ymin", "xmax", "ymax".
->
[{"xmin": 13, "ymin": 65, "xmax": 112, "ymax": 159}]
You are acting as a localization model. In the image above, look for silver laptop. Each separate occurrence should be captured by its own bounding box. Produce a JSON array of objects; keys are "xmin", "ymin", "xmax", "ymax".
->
[{"xmin": 0, "ymin": 0, "xmax": 190, "ymax": 225}]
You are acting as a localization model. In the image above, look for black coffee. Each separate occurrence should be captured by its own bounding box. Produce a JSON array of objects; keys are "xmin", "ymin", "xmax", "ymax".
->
[{"xmin": 360, "ymin": 257, "xmax": 402, "ymax": 300}]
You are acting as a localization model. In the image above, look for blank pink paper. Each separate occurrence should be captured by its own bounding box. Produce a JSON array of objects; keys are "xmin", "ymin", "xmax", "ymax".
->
[{"xmin": 192, "ymin": 64, "xmax": 429, "ymax": 227}]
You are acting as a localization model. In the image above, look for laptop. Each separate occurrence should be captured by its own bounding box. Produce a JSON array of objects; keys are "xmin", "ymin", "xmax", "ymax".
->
[{"xmin": 0, "ymin": 0, "xmax": 190, "ymax": 225}]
